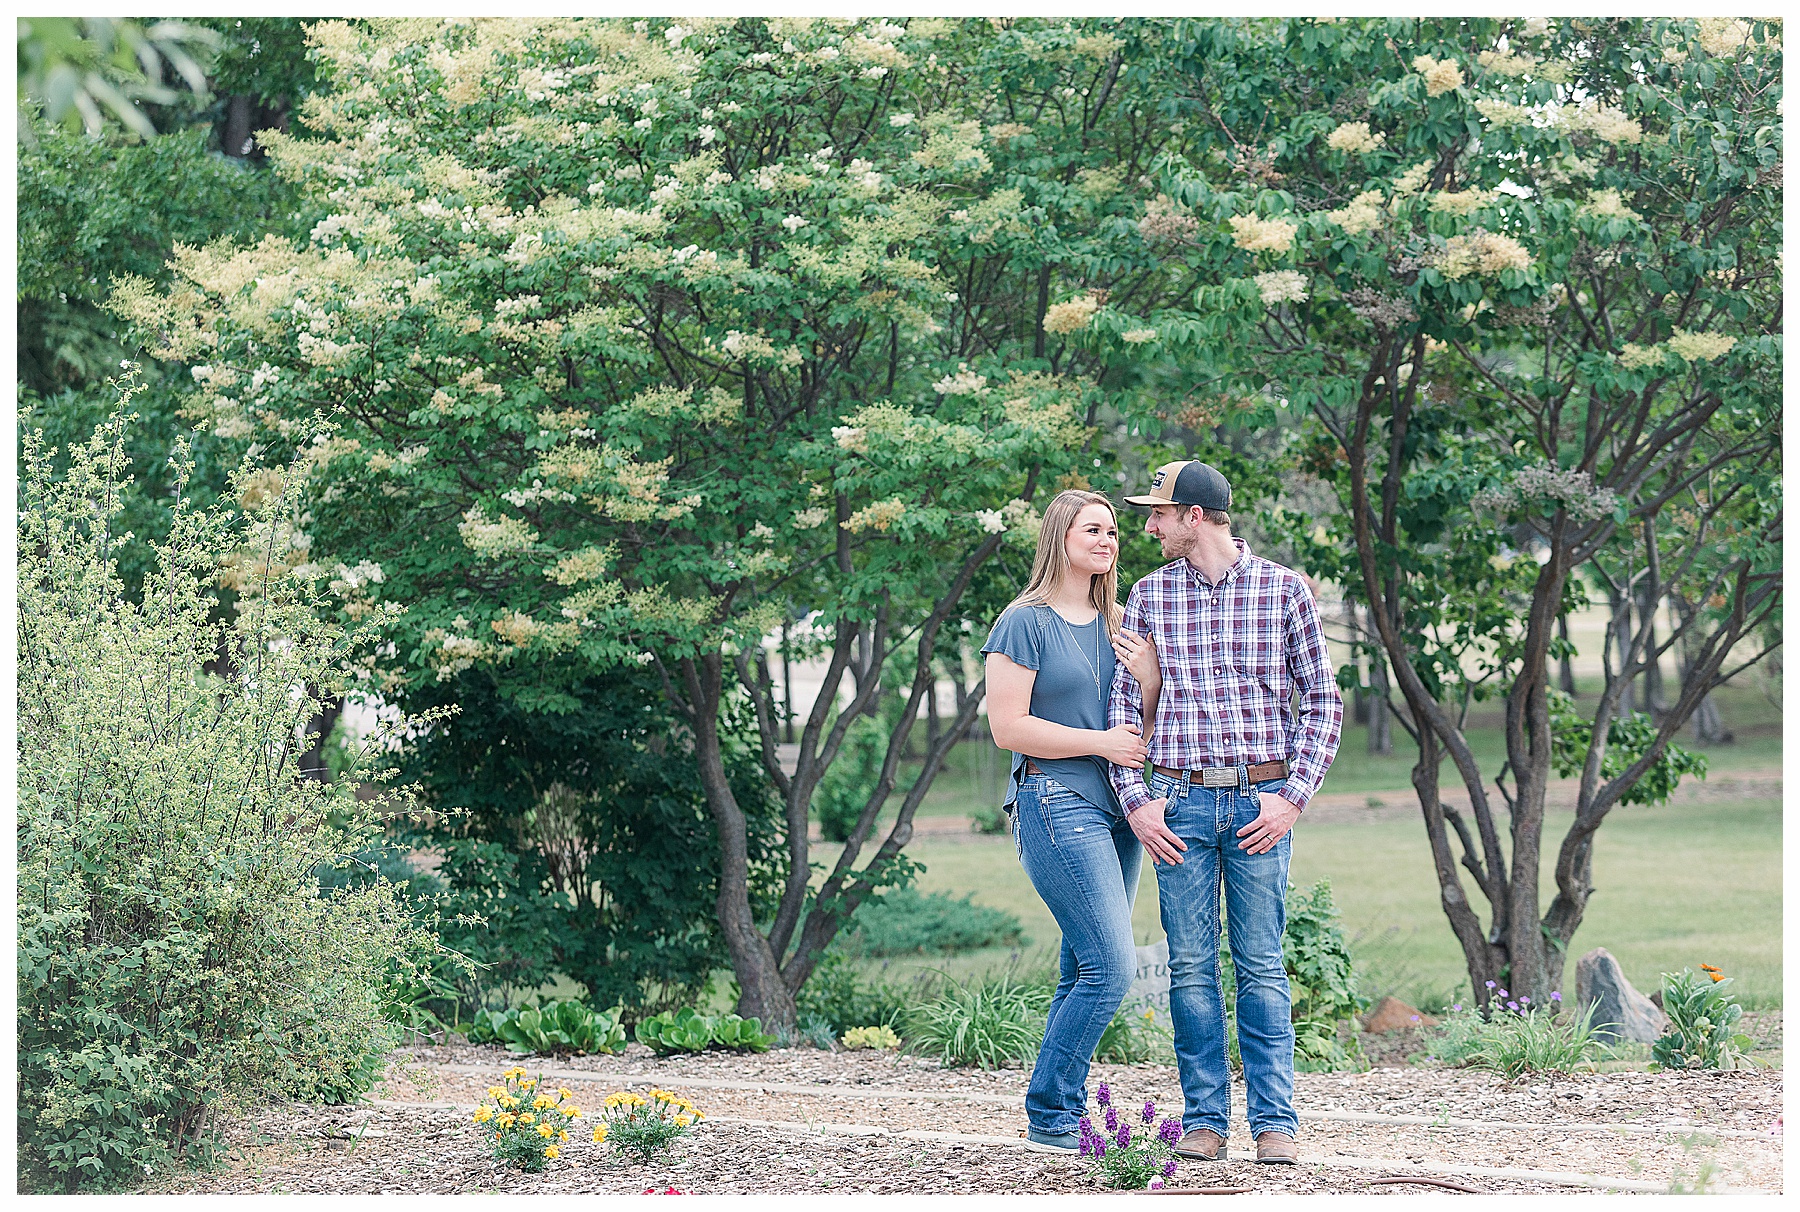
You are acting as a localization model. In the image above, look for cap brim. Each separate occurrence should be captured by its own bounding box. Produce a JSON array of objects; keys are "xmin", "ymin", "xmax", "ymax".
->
[{"xmin": 1123, "ymin": 494, "xmax": 1174, "ymax": 506}]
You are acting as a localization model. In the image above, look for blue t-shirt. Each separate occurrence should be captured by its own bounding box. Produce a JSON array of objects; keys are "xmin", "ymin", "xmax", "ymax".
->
[{"xmin": 980, "ymin": 604, "xmax": 1121, "ymax": 814}]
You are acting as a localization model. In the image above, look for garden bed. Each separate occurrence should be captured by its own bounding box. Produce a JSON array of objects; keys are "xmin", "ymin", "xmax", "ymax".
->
[{"xmin": 142, "ymin": 1036, "xmax": 1783, "ymax": 1195}]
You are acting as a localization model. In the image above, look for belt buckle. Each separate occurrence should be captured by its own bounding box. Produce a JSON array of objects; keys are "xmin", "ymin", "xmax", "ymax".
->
[{"xmin": 1200, "ymin": 767, "xmax": 1238, "ymax": 789}]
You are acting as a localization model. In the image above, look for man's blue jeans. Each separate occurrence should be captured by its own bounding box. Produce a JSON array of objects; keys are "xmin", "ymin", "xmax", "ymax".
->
[
  {"xmin": 1011, "ymin": 774, "xmax": 1142, "ymax": 1138},
  {"xmin": 1149, "ymin": 770, "xmax": 1297, "ymax": 1139}
]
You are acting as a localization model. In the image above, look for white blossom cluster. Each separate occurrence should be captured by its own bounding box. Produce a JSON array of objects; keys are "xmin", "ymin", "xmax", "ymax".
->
[{"xmin": 1471, "ymin": 465, "xmax": 1621, "ymax": 523}]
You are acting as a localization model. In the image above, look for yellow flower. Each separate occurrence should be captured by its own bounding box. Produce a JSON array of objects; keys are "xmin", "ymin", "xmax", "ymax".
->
[
  {"xmin": 593, "ymin": 1124, "xmax": 609, "ymax": 1143},
  {"xmin": 674, "ymin": 1115, "xmax": 691, "ymax": 1128},
  {"xmin": 499, "ymin": 1095, "xmax": 518, "ymax": 1110},
  {"xmin": 538, "ymin": 1122, "xmax": 556, "ymax": 1138},
  {"xmin": 472, "ymin": 1106, "xmax": 493, "ymax": 1124},
  {"xmin": 566, "ymin": 1106, "xmax": 582, "ymax": 1118},
  {"xmin": 519, "ymin": 1113, "xmax": 534, "ymax": 1126},
  {"xmin": 520, "ymin": 1078, "xmax": 537, "ymax": 1090},
  {"xmin": 486, "ymin": 1086, "xmax": 505, "ymax": 1098},
  {"xmin": 559, "ymin": 1130, "xmax": 570, "ymax": 1143},
  {"xmin": 559, "ymin": 1088, "xmax": 574, "ymax": 1102},
  {"xmin": 533, "ymin": 1096, "xmax": 553, "ymax": 1110},
  {"xmin": 544, "ymin": 1145, "xmax": 560, "ymax": 1159},
  {"xmin": 496, "ymin": 1113, "xmax": 515, "ymax": 1128},
  {"xmin": 504, "ymin": 1067, "xmax": 527, "ymax": 1079}
]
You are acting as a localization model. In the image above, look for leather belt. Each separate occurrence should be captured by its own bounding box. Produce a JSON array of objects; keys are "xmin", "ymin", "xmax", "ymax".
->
[
  {"xmin": 1026, "ymin": 759, "xmax": 1287, "ymax": 786},
  {"xmin": 1153, "ymin": 760, "xmax": 1288, "ymax": 788}
]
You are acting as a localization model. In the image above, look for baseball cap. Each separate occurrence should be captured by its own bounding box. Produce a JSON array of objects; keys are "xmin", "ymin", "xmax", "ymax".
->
[{"xmin": 1124, "ymin": 460, "xmax": 1233, "ymax": 510}]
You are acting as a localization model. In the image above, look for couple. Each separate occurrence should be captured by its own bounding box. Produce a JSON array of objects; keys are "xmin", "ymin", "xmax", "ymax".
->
[{"xmin": 983, "ymin": 460, "xmax": 1343, "ymax": 1164}]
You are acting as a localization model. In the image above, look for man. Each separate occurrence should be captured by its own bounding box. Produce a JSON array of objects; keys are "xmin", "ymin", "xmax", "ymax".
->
[{"xmin": 1107, "ymin": 459, "xmax": 1342, "ymax": 1165}]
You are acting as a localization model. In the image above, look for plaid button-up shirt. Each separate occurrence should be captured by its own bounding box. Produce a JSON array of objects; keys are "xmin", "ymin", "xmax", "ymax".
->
[{"xmin": 1108, "ymin": 538, "xmax": 1343, "ymax": 815}]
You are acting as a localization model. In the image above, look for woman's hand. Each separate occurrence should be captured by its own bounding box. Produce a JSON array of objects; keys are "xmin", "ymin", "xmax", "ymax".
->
[
  {"xmin": 1097, "ymin": 723, "xmax": 1148, "ymax": 768},
  {"xmin": 1112, "ymin": 628, "xmax": 1160, "ymax": 690}
]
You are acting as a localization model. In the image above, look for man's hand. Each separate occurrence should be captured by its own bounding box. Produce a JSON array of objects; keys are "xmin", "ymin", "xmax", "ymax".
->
[
  {"xmin": 1127, "ymin": 799, "xmax": 1187, "ymax": 866},
  {"xmin": 1237, "ymin": 792, "xmax": 1301, "ymax": 855}
]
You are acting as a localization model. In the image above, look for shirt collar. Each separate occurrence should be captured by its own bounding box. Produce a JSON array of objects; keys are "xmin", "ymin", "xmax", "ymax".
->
[{"xmin": 1184, "ymin": 537, "xmax": 1252, "ymax": 588}]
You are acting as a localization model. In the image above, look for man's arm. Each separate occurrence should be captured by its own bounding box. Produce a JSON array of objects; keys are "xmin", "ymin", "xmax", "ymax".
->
[
  {"xmin": 1108, "ymin": 585, "xmax": 1155, "ymax": 816},
  {"xmin": 1279, "ymin": 577, "xmax": 1344, "ymax": 811}
]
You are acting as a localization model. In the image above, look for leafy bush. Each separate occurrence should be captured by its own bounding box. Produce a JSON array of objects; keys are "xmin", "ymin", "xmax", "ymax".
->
[
  {"xmin": 814, "ymin": 712, "xmax": 891, "ymax": 843},
  {"xmin": 634, "ymin": 1008, "xmax": 776, "ymax": 1055},
  {"xmin": 1094, "ymin": 1002, "xmax": 1171, "ymax": 1064},
  {"xmin": 1428, "ymin": 993, "xmax": 1608, "ymax": 1077},
  {"xmin": 906, "ymin": 976, "xmax": 1052, "ymax": 1069},
  {"xmin": 839, "ymin": 888, "xmax": 1027, "ymax": 957},
  {"xmin": 1080, "ymin": 1084, "xmax": 1181, "ymax": 1190},
  {"xmin": 1550, "ymin": 690, "xmax": 1708, "ymax": 807},
  {"xmin": 794, "ymin": 952, "xmax": 914, "ymax": 1034},
  {"xmin": 465, "ymin": 1001, "xmax": 627, "ymax": 1056},
  {"xmin": 841, "ymin": 1025, "xmax": 901, "ymax": 1051},
  {"xmin": 17, "ymin": 401, "xmax": 434, "ymax": 1191},
  {"xmin": 470, "ymin": 1068, "xmax": 580, "ymax": 1171},
  {"xmin": 1653, "ymin": 967, "xmax": 1754, "ymax": 1071}
]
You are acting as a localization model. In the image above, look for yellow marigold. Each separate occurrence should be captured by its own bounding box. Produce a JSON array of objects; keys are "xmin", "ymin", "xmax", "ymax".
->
[
  {"xmin": 533, "ymin": 1096, "xmax": 553, "ymax": 1110},
  {"xmin": 559, "ymin": 1130, "xmax": 571, "ymax": 1143},
  {"xmin": 499, "ymin": 1096, "xmax": 518, "ymax": 1110},
  {"xmin": 567, "ymin": 1106, "xmax": 582, "ymax": 1118},
  {"xmin": 496, "ymin": 1113, "xmax": 516, "ymax": 1128},
  {"xmin": 520, "ymin": 1079, "xmax": 537, "ymax": 1090},
  {"xmin": 544, "ymin": 1145, "xmax": 560, "ymax": 1159},
  {"xmin": 1412, "ymin": 54, "xmax": 1465, "ymax": 96},
  {"xmin": 504, "ymin": 1067, "xmax": 527, "ymax": 1079},
  {"xmin": 675, "ymin": 1115, "xmax": 692, "ymax": 1127},
  {"xmin": 472, "ymin": 1106, "xmax": 493, "ymax": 1124},
  {"xmin": 558, "ymin": 1088, "xmax": 574, "ymax": 1102},
  {"xmin": 518, "ymin": 1113, "xmax": 535, "ymax": 1126},
  {"xmin": 1227, "ymin": 213, "xmax": 1297, "ymax": 253},
  {"xmin": 486, "ymin": 1086, "xmax": 505, "ymax": 1099},
  {"xmin": 593, "ymin": 1124, "xmax": 610, "ymax": 1143},
  {"xmin": 538, "ymin": 1122, "xmax": 556, "ymax": 1138}
]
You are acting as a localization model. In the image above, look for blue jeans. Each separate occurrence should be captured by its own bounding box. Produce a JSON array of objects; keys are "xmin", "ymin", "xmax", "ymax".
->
[
  {"xmin": 1011, "ymin": 775, "xmax": 1142, "ymax": 1137},
  {"xmin": 1150, "ymin": 770, "xmax": 1297, "ymax": 1139}
]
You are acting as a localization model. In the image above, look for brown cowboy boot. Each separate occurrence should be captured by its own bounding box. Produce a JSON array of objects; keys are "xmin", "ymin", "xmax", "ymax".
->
[
  {"xmin": 1255, "ymin": 1130, "xmax": 1299, "ymax": 1164},
  {"xmin": 1173, "ymin": 1127, "xmax": 1226, "ymax": 1160}
]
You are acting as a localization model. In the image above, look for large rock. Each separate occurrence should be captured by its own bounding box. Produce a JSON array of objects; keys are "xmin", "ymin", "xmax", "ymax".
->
[
  {"xmin": 1362, "ymin": 996, "xmax": 1437, "ymax": 1033},
  {"xmin": 1576, "ymin": 948, "xmax": 1668, "ymax": 1043}
]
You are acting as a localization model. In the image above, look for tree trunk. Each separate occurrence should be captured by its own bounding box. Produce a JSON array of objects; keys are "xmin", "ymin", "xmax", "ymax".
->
[
  {"xmin": 1557, "ymin": 613, "xmax": 1577, "ymax": 696},
  {"xmin": 1366, "ymin": 613, "xmax": 1392, "ymax": 758},
  {"xmin": 1637, "ymin": 582, "xmax": 1666, "ymax": 718},
  {"xmin": 296, "ymin": 692, "xmax": 341, "ymax": 783},
  {"xmin": 682, "ymin": 653, "xmax": 797, "ymax": 1030},
  {"xmin": 780, "ymin": 617, "xmax": 795, "ymax": 743},
  {"xmin": 222, "ymin": 94, "xmax": 256, "ymax": 158}
]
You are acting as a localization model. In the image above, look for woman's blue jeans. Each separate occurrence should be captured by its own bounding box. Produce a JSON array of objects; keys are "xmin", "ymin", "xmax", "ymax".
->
[
  {"xmin": 1149, "ymin": 770, "xmax": 1297, "ymax": 1139},
  {"xmin": 1010, "ymin": 774, "xmax": 1142, "ymax": 1137}
]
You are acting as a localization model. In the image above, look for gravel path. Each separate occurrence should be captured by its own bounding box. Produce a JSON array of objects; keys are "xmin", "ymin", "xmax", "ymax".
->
[{"xmin": 142, "ymin": 1042, "xmax": 1782, "ymax": 1194}]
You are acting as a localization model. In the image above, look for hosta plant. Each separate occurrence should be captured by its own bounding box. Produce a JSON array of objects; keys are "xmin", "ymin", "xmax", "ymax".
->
[
  {"xmin": 470, "ymin": 1068, "xmax": 583, "ymax": 1172},
  {"xmin": 634, "ymin": 1008, "xmax": 775, "ymax": 1055},
  {"xmin": 466, "ymin": 1000, "xmax": 627, "ymax": 1056},
  {"xmin": 1080, "ymin": 1084, "xmax": 1181, "ymax": 1191},
  {"xmin": 598, "ymin": 1089, "xmax": 704, "ymax": 1163}
]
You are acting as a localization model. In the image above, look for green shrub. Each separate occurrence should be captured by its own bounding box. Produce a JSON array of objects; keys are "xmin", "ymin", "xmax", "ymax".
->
[
  {"xmin": 465, "ymin": 1001, "xmax": 627, "ymax": 1056},
  {"xmin": 813, "ymin": 712, "xmax": 890, "ymax": 843},
  {"xmin": 840, "ymin": 888, "xmax": 1027, "ymax": 957},
  {"xmin": 634, "ymin": 1008, "xmax": 776, "ymax": 1055},
  {"xmin": 17, "ymin": 401, "xmax": 435, "ymax": 1191},
  {"xmin": 906, "ymin": 976, "xmax": 1052, "ymax": 1069},
  {"xmin": 794, "ymin": 952, "xmax": 913, "ymax": 1034},
  {"xmin": 842, "ymin": 1025, "xmax": 902, "ymax": 1051},
  {"xmin": 1427, "ymin": 997, "xmax": 1608, "ymax": 1077},
  {"xmin": 1653, "ymin": 968, "xmax": 1754, "ymax": 1071}
]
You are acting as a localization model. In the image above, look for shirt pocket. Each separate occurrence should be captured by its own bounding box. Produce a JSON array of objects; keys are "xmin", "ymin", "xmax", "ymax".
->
[{"xmin": 1229, "ymin": 633, "xmax": 1289, "ymax": 702}]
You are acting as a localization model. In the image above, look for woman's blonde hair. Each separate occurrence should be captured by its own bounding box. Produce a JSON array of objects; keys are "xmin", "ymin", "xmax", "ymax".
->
[{"xmin": 1004, "ymin": 489, "xmax": 1124, "ymax": 637}]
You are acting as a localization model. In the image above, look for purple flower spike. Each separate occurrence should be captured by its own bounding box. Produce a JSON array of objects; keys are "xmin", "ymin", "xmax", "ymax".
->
[
  {"xmin": 1550, "ymin": 991, "xmax": 1562, "ymax": 1003},
  {"xmin": 1079, "ymin": 1115, "xmax": 1093, "ymax": 1134},
  {"xmin": 1507, "ymin": 1001, "xmax": 1519, "ymax": 1011},
  {"xmin": 1142, "ymin": 1101, "xmax": 1157, "ymax": 1125},
  {"xmin": 1497, "ymin": 988, "xmax": 1509, "ymax": 999},
  {"xmin": 1116, "ymin": 1123, "xmax": 1131, "ymax": 1149},
  {"xmin": 1079, "ymin": 1136, "xmax": 1092, "ymax": 1157},
  {"xmin": 1163, "ymin": 1159, "xmax": 1179, "ymax": 1178},
  {"xmin": 1094, "ymin": 1139, "xmax": 1107, "ymax": 1159},
  {"xmin": 1096, "ymin": 1083, "xmax": 1111, "ymax": 1108},
  {"xmin": 1159, "ymin": 1118, "xmax": 1183, "ymax": 1146},
  {"xmin": 1485, "ymin": 980, "xmax": 1496, "ymax": 989},
  {"xmin": 1105, "ymin": 1107, "xmax": 1119, "ymax": 1133}
]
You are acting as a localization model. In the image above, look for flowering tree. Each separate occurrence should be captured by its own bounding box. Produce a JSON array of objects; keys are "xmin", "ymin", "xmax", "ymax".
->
[
  {"xmin": 114, "ymin": 17, "xmax": 1208, "ymax": 1026},
  {"xmin": 1110, "ymin": 17, "xmax": 1781, "ymax": 1002}
]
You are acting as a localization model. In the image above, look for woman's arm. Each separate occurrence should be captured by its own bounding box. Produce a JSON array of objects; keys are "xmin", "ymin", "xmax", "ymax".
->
[{"xmin": 986, "ymin": 652, "xmax": 1147, "ymax": 766}]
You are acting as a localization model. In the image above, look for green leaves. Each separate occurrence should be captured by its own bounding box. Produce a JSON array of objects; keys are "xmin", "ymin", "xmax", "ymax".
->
[
  {"xmin": 465, "ymin": 1001, "xmax": 628, "ymax": 1056},
  {"xmin": 1652, "ymin": 968, "xmax": 1754, "ymax": 1071},
  {"xmin": 633, "ymin": 1007, "xmax": 775, "ymax": 1055}
]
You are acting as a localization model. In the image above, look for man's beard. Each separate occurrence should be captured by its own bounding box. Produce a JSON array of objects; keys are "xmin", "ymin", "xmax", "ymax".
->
[{"xmin": 1159, "ymin": 523, "xmax": 1198, "ymax": 559}]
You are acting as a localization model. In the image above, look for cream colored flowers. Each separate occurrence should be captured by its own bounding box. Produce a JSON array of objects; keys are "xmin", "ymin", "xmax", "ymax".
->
[
  {"xmin": 1326, "ymin": 121, "xmax": 1385, "ymax": 154},
  {"xmin": 1120, "ymin": 328, "xmax": 1158, "ymax": 344},
  {"xmin": 1043, "ymin": 295, "xmax": 1100, "ymax": 334},
  {"xmin": 843, "ymin": 499, "xmax": 906, "ymax": 533},
  {"xmin": 459, "ymin": 505, "xmax": 538, "ymax": 557},
  {"xmin": 1254, "ymin": 270, "xmax": 1309, "ymax": 307},
  {"xmin": 1475, "ymin": 98, "xmax": 1531, "ymax": 128},
  {"xmin": 1412, "ymin": 54, "xmax": 1464, "ymax": 96},
  {"xmin": 1430, "ymin": 230, "xmax": 1532, "ymax": 279},
  {"xmin": 1327, "ymin": 190, "xmax": 1385, "ymax": 235},
  {"xmin": 1617, "ymin": 343, "xmax": 1668, "ymax": 370},
  {"xmin": 1666, "ymin": 329, "xmax": 1737, "ymax": 362},
  {"xmin": 1228, "ymin": 214, "xmax": 1298, "ymax": 254},
  {"xmin": 1581, "ymin": 189, "xmax": 1642, "ymax": 222},
  {"xmin": 1429, "ymin": 188, "xmax": 1494, "ymax": 216}
]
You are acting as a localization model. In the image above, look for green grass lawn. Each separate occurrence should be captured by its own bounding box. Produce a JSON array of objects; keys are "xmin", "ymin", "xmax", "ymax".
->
[{"xmin": 827, "ymin": 794, "xmax": 1782, "ymax": 1009}]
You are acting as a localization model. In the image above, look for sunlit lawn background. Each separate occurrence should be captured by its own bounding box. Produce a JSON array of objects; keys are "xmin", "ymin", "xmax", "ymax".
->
[{"xmin": 815, "ymin": 679, "xmax": 1782, "ymax": 1009}]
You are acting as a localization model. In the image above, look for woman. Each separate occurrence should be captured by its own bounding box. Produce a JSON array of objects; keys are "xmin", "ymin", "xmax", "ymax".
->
[{"xmin": 982, "ymin": 488, "xmax": 1161, "ymax": 1152}]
